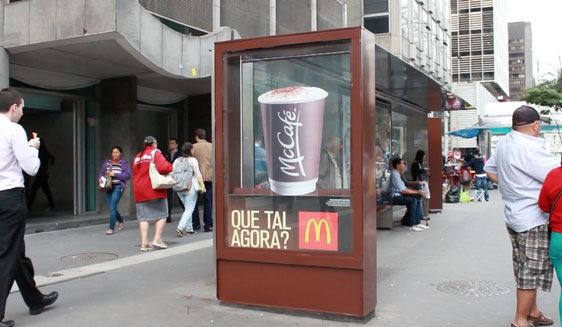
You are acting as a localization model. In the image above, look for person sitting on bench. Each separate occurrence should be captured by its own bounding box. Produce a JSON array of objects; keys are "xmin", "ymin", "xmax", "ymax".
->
[{"xmin": 389, "ymin": 157, "xmax": 428, "ymax": 232}]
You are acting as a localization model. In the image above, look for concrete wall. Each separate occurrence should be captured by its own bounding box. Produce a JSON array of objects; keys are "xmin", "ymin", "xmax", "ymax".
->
[{"xmin": 3, "ymin": 0, "xmax": 234, "ymax": 79}]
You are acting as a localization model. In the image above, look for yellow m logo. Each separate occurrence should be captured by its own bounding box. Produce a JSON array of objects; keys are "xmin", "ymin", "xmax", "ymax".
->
[{"xmin": 304, "ymin": 218, "xmax": 331, "ymax": 244}]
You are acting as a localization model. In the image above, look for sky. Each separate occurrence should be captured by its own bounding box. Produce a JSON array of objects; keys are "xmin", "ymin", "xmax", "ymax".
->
[{"xmin": 506, "ymin": 0, "xmax": 562, "ymax": 82}]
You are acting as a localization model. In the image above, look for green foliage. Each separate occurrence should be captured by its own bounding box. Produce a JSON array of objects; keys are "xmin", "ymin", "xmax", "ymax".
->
[{"xmin": 521, "ymin": 87, "xmax": 562, "ymax": 111}]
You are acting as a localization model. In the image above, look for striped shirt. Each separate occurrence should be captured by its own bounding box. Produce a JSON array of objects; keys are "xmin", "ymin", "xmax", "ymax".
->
[{"xmin": 108, "ymin": 160, "xmax": 123, "ymax": 185}]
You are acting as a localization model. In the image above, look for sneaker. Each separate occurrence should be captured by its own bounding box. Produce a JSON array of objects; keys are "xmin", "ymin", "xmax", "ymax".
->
[
  {"xmin": 415, "ymin": 224, "xmax": 429, "ymax": 229},
  {"xmin": 140, "ymin": 244, "xmax": 154, "ymax": 251},
  {"xmin": 151, "ymin": 239, "xmax": 168, "ymax": 249},
  {"xmin": 185, "ymin": 230, "xmax": 196, "ymax": 235},
  {"xmin": 408, "ymin": 226, "xmax": 424, "ymax": 232},
  {"xmin": 176, "ymin": 229, "xmax": 184, "ymax": 237}
]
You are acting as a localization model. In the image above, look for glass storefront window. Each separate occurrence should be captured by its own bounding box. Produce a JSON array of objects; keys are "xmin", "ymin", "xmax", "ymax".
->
[
  {"xmin": 364, "ymin": 0, "xmax": 389, "ymax": 14},
  {"xmin": 364, "ymin": 16, "xmax": 390, "ymax": 34},
  {"xmin": 222, "ymin": 42, "xmax": 354, "ymax": 253}
]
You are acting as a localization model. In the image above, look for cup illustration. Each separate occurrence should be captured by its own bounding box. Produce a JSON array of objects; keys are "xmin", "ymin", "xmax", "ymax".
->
[{"xmin": 258, "ymin": 86, "xmax": 328, "ymax": 195}]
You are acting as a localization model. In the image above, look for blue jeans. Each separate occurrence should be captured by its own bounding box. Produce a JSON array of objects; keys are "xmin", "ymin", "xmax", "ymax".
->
[
  {"xmin": 475, "ymin": 176, "xmax": 489, "ymax": 200},
  {"xmin": 177, "ymin": 187, "xmax": 199, "ymax": 232},
  {"xmin": 106, "ymin": 185, "xmax": 124, "ymax": 230},
  {"xmin": 392, "ymin": 195, "xmax": 421, "ymax": 226}
]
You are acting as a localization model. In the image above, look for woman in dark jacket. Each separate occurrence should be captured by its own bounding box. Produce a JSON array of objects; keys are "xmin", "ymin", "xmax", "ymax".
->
[
  {"xmin": 411, "ymin": 150, "xmax": 429, "ymax": 221},
  {"xmin": 411, "ymin": 150, "xmax": 428, "ymax": 182}
]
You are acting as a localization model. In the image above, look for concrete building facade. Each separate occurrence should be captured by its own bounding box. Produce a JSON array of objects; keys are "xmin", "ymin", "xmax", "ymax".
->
[
  {"xmin": 1, "ymin": 0, "xmax": 449, "ymax": 226},
  {"xmin": 508, "ymin": 21, "xmax": 534, "ymax": 100},
  {"xmin": 447, "ymin": 0, "xmax": 508, "ymax": 151}
]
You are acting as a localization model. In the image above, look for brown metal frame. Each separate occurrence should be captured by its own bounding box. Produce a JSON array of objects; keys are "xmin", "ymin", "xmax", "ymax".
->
[{"xmin": 214, "ymin": 27, "xmax": 377, "ymax": 318}]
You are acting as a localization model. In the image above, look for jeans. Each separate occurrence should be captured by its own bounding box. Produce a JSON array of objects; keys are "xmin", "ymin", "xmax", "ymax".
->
[
  {"xmin": 106, "ymin": 185, "xmax": 124, "ymax": 230},
  {"xmin": 475, "ymin": 176, "xmax": 489, "ymax": 200},
  {"xmin": 392, "ymin": 195, "xmax": 421, "ymax": 226},
  {"xmin": 177, "ymin": 187, "xmax": 199, "ymax": 232}
]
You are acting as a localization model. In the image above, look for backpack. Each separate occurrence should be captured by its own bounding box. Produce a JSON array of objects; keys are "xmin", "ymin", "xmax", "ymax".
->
[{"xmin": 171, "ymin": 158, "xmax": 192, "ymax": 192}]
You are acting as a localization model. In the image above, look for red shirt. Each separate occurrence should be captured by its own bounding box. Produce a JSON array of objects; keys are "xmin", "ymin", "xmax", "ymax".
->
[
  {"xmin": 132, "ymin": 147, "xmax": 173, "ymax": 203},
  {"xmin": 538, "ymin": 166, "xmax": 562, "ymax": 233}
]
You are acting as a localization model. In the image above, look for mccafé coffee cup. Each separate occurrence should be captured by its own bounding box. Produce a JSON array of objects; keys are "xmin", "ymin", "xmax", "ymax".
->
[{"xmin": 258, "ymin": 86, "xmax": 328, "ymax": 195}]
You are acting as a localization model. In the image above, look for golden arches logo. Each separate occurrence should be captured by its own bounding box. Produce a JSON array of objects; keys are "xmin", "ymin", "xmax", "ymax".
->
[{"xmin": 304, "ymin": 218, "xmax": 331, "ymax": 244}]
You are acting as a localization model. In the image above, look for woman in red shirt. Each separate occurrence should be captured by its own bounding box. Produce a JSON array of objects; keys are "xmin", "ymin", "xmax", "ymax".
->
[
  {"xmin": 132, "ymin": 136, "xmax": 173, "ymax": 251},
  {"xmin": 538, "ymin": 163, "xmax": 562, "ymax": 323}
]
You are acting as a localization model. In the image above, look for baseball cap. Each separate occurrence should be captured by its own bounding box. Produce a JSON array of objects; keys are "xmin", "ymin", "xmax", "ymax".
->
[
  {"xmin": 512, "ymin": 105, "xmax": 547, "ymax": 127},
  {"xmin": 144, "ymin": 136, "xmax": 157, "ymax": 145}
]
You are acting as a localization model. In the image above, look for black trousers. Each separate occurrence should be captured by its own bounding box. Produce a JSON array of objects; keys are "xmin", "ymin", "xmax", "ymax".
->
[
  {"xmin": 192, "ymin": 182, "xmax": 213, "ymax": 230},
  {"xmin": 28, "ymin": 172, "xmax": 55, "ymax": 209},
  {"xmin": 0, "ymin": 188, "xmax": 43, "ymax": 321}
]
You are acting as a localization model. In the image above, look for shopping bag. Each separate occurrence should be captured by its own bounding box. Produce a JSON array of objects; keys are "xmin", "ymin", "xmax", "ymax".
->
[
  {"xmin": 149, "ymin": 150, "xmax": 176, "ymax": 189},
  {"xmin": 421, "ymin": 182, "xmax": 431, "ymax": 199},
  {"xmin": 192, "ymin": 177, "xmax": 202, "ymax": 192}
]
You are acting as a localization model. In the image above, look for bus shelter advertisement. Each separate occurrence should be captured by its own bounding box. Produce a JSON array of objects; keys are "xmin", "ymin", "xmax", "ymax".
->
[{"xmin": 225, "ymin": 196, "xmax": 352, "ymax": 253}]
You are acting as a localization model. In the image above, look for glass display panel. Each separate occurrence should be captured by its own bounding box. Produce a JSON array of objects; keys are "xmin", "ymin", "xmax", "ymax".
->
[
  {"xmin": 223, "ymin": 42, "xmax": 353, "ymax": 254},
  {"xmin": 376, "ymin": 101, "xmax": 391, "ymax": 206}
]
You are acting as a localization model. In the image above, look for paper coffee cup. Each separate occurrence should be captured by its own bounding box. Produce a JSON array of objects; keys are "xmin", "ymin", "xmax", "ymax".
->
[{"xmin": 259, "ymin": 86, "xmax": 328, "ymax": 195}]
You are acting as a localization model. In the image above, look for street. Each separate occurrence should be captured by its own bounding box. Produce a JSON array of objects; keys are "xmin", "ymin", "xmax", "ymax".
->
[{"xmin": 6, "ymin": 188, "xmax": 561, "ymax": 326}]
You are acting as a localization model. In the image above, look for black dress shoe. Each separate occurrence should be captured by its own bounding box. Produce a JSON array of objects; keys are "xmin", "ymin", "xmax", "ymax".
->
[
  {"xmin": 204, "ymin": 227, "xmax": 213, "ymax": 232},
  {"xmin": 0, "ymin": 320, "xmax": 15, "ymax": 327},
  {"xmin": 29, "ymin": 291, "xmax": 58, "ymax": 315}
]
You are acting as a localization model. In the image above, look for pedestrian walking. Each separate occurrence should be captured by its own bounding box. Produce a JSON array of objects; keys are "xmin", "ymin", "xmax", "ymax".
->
[
  {"xmin": 98, "ymin": 146, "xmax": 131, "ymax": 235},
  {"xmin": 132, "ymin": 136, "xmax": 173, "ymax": 251},
  {"xmin": 172, "ymin": 142, "xmax": 206, "ymax": 237},
  {"xmin": 191, "ymin": 128, "xmax": 213, "ymax": 232},
  {"xmin": 0, "ymin": 88, "xmax": 59, "ymax": 327},
  {"xmin": 27, "ymin": 138, "xmax": 56, "ymax": 211},
  {"xmin": 485, "ymin": 105, "xmax": 557, "ymax": 327},
  {"xmin": 165, "ymin": 137, "xmax": 181, "ymax": 223}
]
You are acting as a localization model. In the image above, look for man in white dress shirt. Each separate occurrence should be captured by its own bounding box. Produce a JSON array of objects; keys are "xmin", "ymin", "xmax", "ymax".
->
[
  {"xmin": 0, "ymin": 88, "xmax": 58, "ymax": 327},
  {"xmin": 485, "ymin": 105, "xmax": 557, "ymax": 327}
]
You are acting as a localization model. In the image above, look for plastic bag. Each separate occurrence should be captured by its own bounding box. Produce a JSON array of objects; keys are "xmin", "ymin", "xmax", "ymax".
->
[
  {"xmin": 421, "ymin": 182, "xmax": 431, "ymax": 199},
  {"xmin": 459, "ymin": 191, "xmax": 471, "ymax": 203}
]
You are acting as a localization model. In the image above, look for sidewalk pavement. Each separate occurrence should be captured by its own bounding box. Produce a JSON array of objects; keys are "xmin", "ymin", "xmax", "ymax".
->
[{"xmin": 12, "ymin": 189, "xmax": 562, "ymax": 326}]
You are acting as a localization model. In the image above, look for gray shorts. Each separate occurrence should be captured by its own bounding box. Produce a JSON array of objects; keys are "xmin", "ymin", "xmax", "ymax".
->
[
  {"xmin": 135, "ymin": 198, "xmax": 168, "ymax": 222},
  {"xmin": 507, "ymin": 224, "xmax": 553, "ymax": 291}
]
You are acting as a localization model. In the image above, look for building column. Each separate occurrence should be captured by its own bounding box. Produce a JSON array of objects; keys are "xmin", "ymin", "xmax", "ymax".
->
[
  {"xmin": 99, "ymin": 76, "xmax": 138, "ymax": 217},
  {"xmin": 0, "ymin": 49, "xmax": 8, "ymax": 90}
]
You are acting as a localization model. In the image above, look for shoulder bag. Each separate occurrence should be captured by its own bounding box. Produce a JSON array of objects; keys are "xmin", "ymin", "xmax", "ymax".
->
[
  {"xmin": 149, "ymin": 149, "xmax": 176, "ymax": 189},
  {"xmin": 549, "ymin": 189, "xmax": 562, "ymax": 220},
  {"xmin": 98, "ymin": 160, "xmax": 113, "ymax": 191}
]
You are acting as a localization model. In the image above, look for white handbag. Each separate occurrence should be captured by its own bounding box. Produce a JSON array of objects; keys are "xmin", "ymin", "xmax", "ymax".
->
[{"xmin": 149, "ymin": 149, "xmax": 176, "ymax": 189}]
